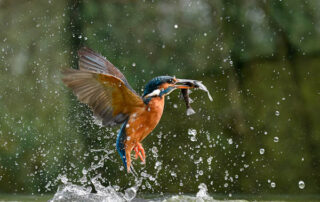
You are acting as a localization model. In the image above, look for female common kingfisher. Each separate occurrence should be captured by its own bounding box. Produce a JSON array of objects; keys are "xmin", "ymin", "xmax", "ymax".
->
[{"xmin": 62, "ymin": 47, "xmax": 208, "ymax": 173}]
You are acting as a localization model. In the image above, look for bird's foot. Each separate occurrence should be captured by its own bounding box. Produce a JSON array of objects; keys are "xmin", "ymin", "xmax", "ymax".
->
[{"xmin": 134, "ymin": 143, "xmax": 146, "ymax": 163}]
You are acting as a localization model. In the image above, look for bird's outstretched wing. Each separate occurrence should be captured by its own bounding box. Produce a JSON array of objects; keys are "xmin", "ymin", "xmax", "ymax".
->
[
  {"xmin": 78, "ymin": 47, "xmax": 137, "ymax": 93},
  {"xmin": 62, "ymin": 48, "xmax": 144, "ymax": 126}
]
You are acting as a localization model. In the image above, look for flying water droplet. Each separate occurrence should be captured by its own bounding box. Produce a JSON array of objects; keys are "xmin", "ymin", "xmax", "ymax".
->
[
  {"xmin": 298, "ymin": 181, "xmax": 305, "ymax": 189},
  {"xmin": 152, "ymin": 146, "xmax": 158, "ymax": 158},
  {"xmin": 259, "ymin": 148, "xmax": 265, "ymax": 155},
  {"xmin": 124, "ymin": 187, "xmax": 137, "ymax": 201},
  {"xmin": 274, "ymin": 137, "xmax": 279, "ymax": 142},
  {"xmin": 82, "ymin": 168, "xmax": 87, "ymax": 175},
  {"xmin": 188, "ymin": 129, "xmax": 197, "ymax": 136},
  {"xmin": 275, "ymin": 111, "xmax": 280, "ymax": 116},
  {"xmin": 190, "ymin": 136, "xmax": 197, "ymax": 142}
]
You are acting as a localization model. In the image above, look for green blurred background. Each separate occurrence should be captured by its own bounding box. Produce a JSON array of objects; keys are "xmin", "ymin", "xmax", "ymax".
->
[{"xmin": 0, "ymin": 0, "xmax": 320, "ymax": 197}]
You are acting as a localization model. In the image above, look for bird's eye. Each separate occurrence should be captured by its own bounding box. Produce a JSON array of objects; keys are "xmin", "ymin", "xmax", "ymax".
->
[{"xmin": 168, "ymin": 79, "xmax": 174, "ymax": 84}]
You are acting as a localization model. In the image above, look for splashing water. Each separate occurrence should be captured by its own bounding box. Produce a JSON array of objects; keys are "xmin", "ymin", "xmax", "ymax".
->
[
  {"xmin": 49, "ymin": 143, "xmax": 246, "ymax": 202},
  {"xmin": 50, "ymin": 177, "xmax": 141, "ymax": 202},
  {"xmin": 162, "ymin": 183, "xmax": 246, "ymax": 202},
  {"xmin": 50, "ymin": 175, "xmax": 141, "ymax": 202},
  {"xmin": 196, "ymin": 183, "xmax": 212, "ymax": 200},
  {"xmin": 50, "ymin": 148, "xmax": 142, "ymax": 202},
  {"xmin": 50, "ymin": 175, "xmax": 247, "ymax": 202}
]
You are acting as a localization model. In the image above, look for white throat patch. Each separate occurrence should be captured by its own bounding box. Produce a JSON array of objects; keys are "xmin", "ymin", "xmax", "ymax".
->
[{"xmin": 144, "ymin": 89, "xmax": 161, "ymax": 98}]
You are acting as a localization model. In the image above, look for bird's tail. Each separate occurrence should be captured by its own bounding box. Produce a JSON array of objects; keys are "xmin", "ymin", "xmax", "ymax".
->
[
  {"xmin": 116, "ymin": 120, "xmax": 139, "ymax": 176},
  {"xmin": 116, "ymin": 120, "xmax": 128, "ymax": 171}
]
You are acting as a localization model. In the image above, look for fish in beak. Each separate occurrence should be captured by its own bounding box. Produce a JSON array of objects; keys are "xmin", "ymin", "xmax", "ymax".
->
[
  {"xmin": 173, "ymin": 78, "xmax": 213, "ymax": 116},
  {"xmin": 174, "ymin": 79, "xmax": 213, "ymax": 101}
]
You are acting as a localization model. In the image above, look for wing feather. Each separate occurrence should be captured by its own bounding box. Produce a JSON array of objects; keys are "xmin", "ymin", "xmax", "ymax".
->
[
  {"xmin": 62, "ymin": 69, "xmax": 144, "ymax": 126},
  {"xmin": 78, "ymin": 47, "xmax": 137, "ymax": 93}
]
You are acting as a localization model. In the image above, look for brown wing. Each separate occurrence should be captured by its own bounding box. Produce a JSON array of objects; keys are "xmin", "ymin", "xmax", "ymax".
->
[
  {"xmin": 78, "ymin": 47, "xmax": 137, "ymax": 93},
  {"xmin": 62, "ymin": 69, "xmax": 145, "ymax": 126}
]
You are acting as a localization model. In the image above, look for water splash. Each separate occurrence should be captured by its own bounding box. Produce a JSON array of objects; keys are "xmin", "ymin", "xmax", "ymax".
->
[
  {"xmin": 50, "ymin": 178, "xmax": 141, "ymax": 202},
  {"xmin": 50, "ymin": 148, "xmax": 142, "ymax": 202},
  {"xmin": 196, "ymin": 183, "xmax": 212, "ymax": 200},
  {"xmin": 162, "ymin": 183, "xmax": 247, "ymax": 202}
]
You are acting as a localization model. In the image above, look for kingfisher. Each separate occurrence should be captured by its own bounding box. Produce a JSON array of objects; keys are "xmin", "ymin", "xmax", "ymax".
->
[{"xmin": 62, "ymin": 47, "xmax": 207, "ymax": 173}]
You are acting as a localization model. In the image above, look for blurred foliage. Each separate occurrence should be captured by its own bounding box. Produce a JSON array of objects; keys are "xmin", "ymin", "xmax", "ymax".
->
[{"xmin": 0, "ymin": 0, "xmax": 320, "ymax": 197}]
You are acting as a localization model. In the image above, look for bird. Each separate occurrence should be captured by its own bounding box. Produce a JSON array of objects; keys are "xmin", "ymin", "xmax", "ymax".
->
[{"xmin": 62, "ymin": 47, "xmax": 200, "ymax": 173}]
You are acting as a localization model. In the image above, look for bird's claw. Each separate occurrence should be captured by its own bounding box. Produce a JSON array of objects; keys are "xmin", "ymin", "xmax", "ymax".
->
[{"xmin": 134, "ymin": 143, "xmax": 146, "ymax": 163}]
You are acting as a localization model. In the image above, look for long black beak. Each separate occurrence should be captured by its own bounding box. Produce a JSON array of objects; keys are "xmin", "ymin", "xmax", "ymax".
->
[{"xmin": 173, "ymin": 79, "xmax": 199, "ymax": 89}]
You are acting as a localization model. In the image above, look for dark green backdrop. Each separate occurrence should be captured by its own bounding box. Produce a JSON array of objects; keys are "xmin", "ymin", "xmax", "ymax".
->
[{"xmin": 0, "ymin": 0, "xmax": 319, "ymax": 196}]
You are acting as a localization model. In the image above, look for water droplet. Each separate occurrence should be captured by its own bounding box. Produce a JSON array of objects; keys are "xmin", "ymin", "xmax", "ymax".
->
[
  {"xmin": 155, "ymin": 161, "xmax": 162, "ymax": 170},
  {"xmin": 273, "ymin": 137, "xmax": 279, "ymax": 142},
  {"xmin": 82, "ymin": 168, "xmax": 87, "ymax": 175},
  {"xmin": 196, "ymin": 183, "xmax": 208, "ymax": 198},
  {"xmin": 298, "ymin": 180, "xmax": 305, "ymax": 189},
  {"xmin": 174, "ymin": 24, "xmax": 178, "ymax": 29},
  {"xmin": 188, "ymin": 129, "xmax": 197, "ymax": 136},
  {"xmin": 271, "ymin": 182, "xmax": 276, "ymax": 188},
  {"xmin": 152, "ymin": 146, "xmax": 158, "ymax": 158},
  {"xmin": 132, "ymin": 62, "xmax": 136, "ymax": 67},
  {"xmin": 59, "ymin": 175, "xmax": 68, "ymax": 184},
  {"xmin": 259, "ymin": 148, "xmax": 265, "ymax": 155},
  {"xmin": 228, "ymin": 138, "xmax": 233, "ymax": 144},
  {"xmin": 124, "ymin": 187, "xmax": 137, "ymax": 201},
  {"xmin": 275, "ymin": 111, "xmax": 280, "ymax": 116},
  {"xmin": 170, "ymin": 171, "xmax": 177, "ymax": 177}
]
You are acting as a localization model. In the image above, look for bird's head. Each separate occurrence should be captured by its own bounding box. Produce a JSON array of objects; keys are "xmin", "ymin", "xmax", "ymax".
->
[{"xmin": 143, "ymin": 76, "xmax": 196, "ymax": 103}]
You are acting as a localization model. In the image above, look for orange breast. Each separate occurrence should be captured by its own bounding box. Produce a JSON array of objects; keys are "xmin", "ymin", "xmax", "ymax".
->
[{"xmin": 125, "ymin": 97, "xmax": 164, "ymax": 144}]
